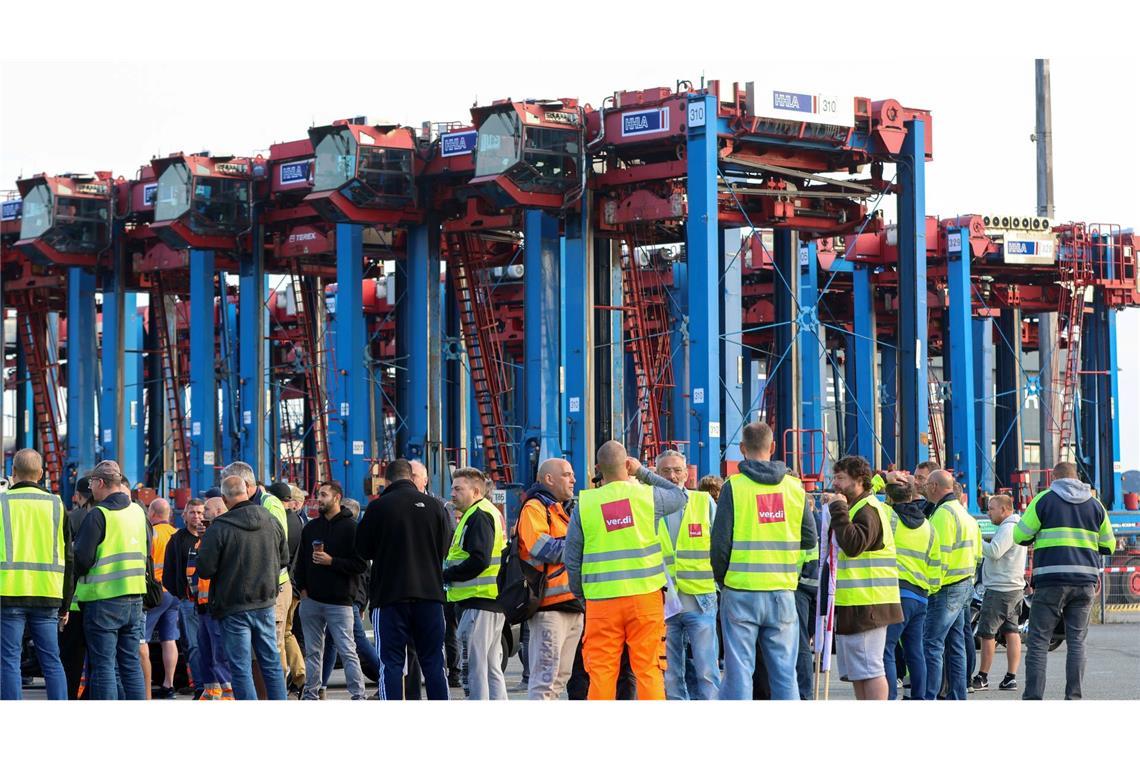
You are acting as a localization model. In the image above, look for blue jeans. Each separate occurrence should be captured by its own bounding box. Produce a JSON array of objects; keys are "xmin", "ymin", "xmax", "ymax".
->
[
  {"xmin": 218, "ymin": 606, "xmax": 287, "ymax": 700},
  {"xmin": 923, "ymin": 579, "xmax": 971, "ymax": 700},
  {"xmin": 794, "ymin": 587, "xmax": 816, "ymax": 700},
  {"xmin": 665, "ymin": 603, "xmax": 720, "ymax": 700},
  {"xmin": 82, "ymin": 597, "xmax": 146, "ymax": 700},
  {"xmin": 1, "ymin": 605, "xmax": 67, "ymax": 700},
  {"xmin": 719, "ymin": 588, "xmax": 799, "ymax": 700},
  {"xmin": 322, "ymin": 604, "xmax": 380, "ymax": 686},
  {"xmin": 178, "ymin": 599, "xmax": 203, "ymax": 687},
  {"xmin": 884, "ymin": 595, "xmax": 927, "ymax": 700},
  {"xmin": 962, "ymin": 603, "xmax": 976, "ymax": 684},
  {"xmin": 197, "ymin": 612, "xmax": 231, "ymax": 685}
]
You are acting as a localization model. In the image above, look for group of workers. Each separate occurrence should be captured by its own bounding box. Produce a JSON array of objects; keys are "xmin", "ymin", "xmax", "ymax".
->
[{"xmin": 0, "ymin": 417, "xmax": 1118, "ymax": 700}]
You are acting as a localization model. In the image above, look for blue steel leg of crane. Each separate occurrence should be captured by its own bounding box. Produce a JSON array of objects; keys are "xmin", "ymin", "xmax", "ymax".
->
[
  {"xmin": 15, "ymin": 344, "xmax": 31, "ymax": 451},
  {"xmin": 607, "ymin": 241, "xmax": 625, "ymax": 450},
  {"xmin": 721, "ymin": 229, "xmax": 744, "ymax": 471},
  {"xmin": 404, "ymin": 222, "xmax": 443, "ymax": 493},
  {"xmin": 1090, "ymin": 292, "xmax": 1123, "ymax": 508},
  {"xmin": 852, "ymin": 265, "xmax": 878, "ymax": 464},
  {"xmin": 220, "ymin": 296, "xmax": 239, "ymax": 466},
  {"xmin": 332, "ymin": 223, "xmax": 369, "ymax": 496},
  {"xmin": 946, "ymin": 228, "xmax": 978, "ymax": 504},
  {"xmin": 685, "ymin": 92, "xmax": 721, "ymax": 477},
  {"xmin": 880, "ymin": 349, "xmax": 897, "ymax": 466},
  {"xmin": 843, "ymin": 339, "xmax": 858, "ymax": 456},
  {"xmin": 523, "ymin": 210, "xmax": 563, "ymax": 483},
  {"xmin": 670, "ymin": 260, "xmax": 689, "ymax": 455},
  {"xmin": 67, "ymin": 267, "xmax": 97, "ymax": 490},
  {"xmin": 561, "ymin": 209, "xmax": 590, "ymax": 482},
  {"xmin": 128, "ymin": 311, "xmax": 144, "ymax": 484},
  {"xmin": 798, "ymin": 241, "xmax": 823, "ymax": 475},
  {"xmin": 973, "ymin": 318, "xmax": 996, "ymax": 494},
  {"xmin": 994, "ymin": 307, "xmax": 1022, "ymax": 489},
  {"xmin": 188, "ymin": 251, "xmax": 217, "ymax": 494},
  {"xmin": 896, "ymin": 118, "xmax": 928, "ymax": 471},
  {"xmin": 239, "ymin": 249, "xmax": 268, "ymax": 477},
  {"xmin": 772, "ymin": 230, "xmax": 795, "ymax": 461}
]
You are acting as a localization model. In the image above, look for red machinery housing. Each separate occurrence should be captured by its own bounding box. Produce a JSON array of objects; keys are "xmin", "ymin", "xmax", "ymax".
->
[
  {"xmin": 15, "ymin": 172, "xmax": 115, "ymax": 266},
  {"xmin": 150, "ymin": 152, "xmax": 263, "ymax": 250}
]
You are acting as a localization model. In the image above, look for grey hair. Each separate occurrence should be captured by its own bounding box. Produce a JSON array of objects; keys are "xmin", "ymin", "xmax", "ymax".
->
[
  {"xmin": 220, "ymin": 461, "xmax": 256, "ymax": 489},
  {"xmin": 220, "ymin": 475, "xmax": 248, "ymax": 501},
  {"xmin": 655, "ymin": 449, "xmax": 685, "ymax": 468},
  {"xmin": 342, "ymin": 498, "xmax": 361, "ymax": 519}
]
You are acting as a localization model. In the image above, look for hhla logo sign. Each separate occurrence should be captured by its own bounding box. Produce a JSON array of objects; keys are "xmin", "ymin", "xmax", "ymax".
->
[
  {"xmin": 601, "ymin": 499, "xmax": 634, "ymax": 532},
  {"xmin": 755, "ymin": 493, "xmax": 786, "ymax": 524}
]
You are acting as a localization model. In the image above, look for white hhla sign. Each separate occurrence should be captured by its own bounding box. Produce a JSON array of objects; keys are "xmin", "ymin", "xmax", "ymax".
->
[
  {"xmin": 203, "ymin": 451, "xmax": 215, "ymax": 465},
  {"xmin": 352, "ymin": 441, "xmax": 365, "ymax": 456},
  {"xmin": 693, "ymin": 387, "xmax": 705, "ymax": 404}
]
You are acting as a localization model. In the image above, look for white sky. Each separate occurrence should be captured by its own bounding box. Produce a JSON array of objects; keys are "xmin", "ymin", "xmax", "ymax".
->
[{"xmin": 1, "ymin": 3, "xmax": 1138, "ymax": 466}]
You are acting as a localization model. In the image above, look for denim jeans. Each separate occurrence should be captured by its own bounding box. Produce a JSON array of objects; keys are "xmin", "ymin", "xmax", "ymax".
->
[
  {"xmin": 1023, "ymin": 584, "xmax": 1094, "ymax": 700},
  {"xmin": 321, "ymin": 603, "xmax": 380, "ymax": 687},
  {"xmin": 82, "ymin": 597, "xmax": 146, "ymax": 700},
  {"xmin": 794, "ymin": 586, "xmax": 816, "ymax": 700},
  {"xmin": 197, "ymin": 612, "xmax": 231, "ymax": 686},
  {"xmin": 923, "ymin": 579, "xmax": 971, "ymax": 700},
  {"xmin": 299, "ymin": 598, "xmax": 365, "ymax": 700},
  {"xmin": 218, "ymin": 606, "xmax": 287, "ymax": 700},
  {"xmin": 884, "ymin": 595, "xmax": 927, "ymax": 700},
  {"xmin": 962, "ymin": 603, "xmax": 976, "ymax": 685},
  {"xmin": 177, "ymin": 599, "xmax": 203, "ymax": 687},
  {"xmin": 719, "ymin": 588, "xmax": 799, "ymax": 700},
  {"xmin": 1, "ymin": 605, "xmax": 67, "ymax": 700},
  {"xmin": 665, "ymin": 604, "xmax": 720, "ymax": 700}
]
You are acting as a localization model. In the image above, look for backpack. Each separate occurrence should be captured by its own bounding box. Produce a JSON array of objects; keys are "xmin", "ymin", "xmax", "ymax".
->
[
  {"xmin": 143, "ymin": 550, "xmax": 164, "ymax": 610},
  {"xmin": 496, "ymin": 504, "xmax": 549, "ymax": 625}
]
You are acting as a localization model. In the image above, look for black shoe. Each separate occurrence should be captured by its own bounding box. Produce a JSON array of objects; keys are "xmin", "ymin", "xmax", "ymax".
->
[
  {"xmin": 998, "ymin": 674, "xmax": 1018, "ymax": 691},
  {"xmin": 193, "ymin": 687, "xmax": 204, "ymax": 700},
  {"xmin": 971, "ymin": 674, "xmax": 989, "ymax": 691},
  {"xmin": 155, "ymin": 686, "xmax": 177, "ymax": 699},
  {"xmin": 448, "ymin": 674, "xmax": 462, "ymax": 689}
]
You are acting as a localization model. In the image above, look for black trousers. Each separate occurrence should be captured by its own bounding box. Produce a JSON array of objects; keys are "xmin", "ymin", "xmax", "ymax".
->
[
  {"xmin": 373, "ymin": 601, "xmax": 448, "ymax": 700},
  {"xmin": 444, "ymin": 602, "xmax": 460, "ymax": 679},
  {"xmin": 58, "ymin": 608, "xmax": 87, "ymax": 700}
]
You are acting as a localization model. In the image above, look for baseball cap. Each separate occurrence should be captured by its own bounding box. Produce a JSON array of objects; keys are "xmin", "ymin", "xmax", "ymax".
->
[
  {"xmin": 75, "ymin": 476, "xmax": 93, "ymax": 497},
  {"xmin": 201, "ymin": 486, "xmax": 223, "ymax": 499},
  {"xmin": 289, "ymin": 485, "xmax": 307, "ymax": 502},
  {"xmin": 88, "ymin": 460, "xmax": 124, "ymax": 484},
  {"xmin": 267, "ymin": 482, "xmax": 292, "ymax": 503}
]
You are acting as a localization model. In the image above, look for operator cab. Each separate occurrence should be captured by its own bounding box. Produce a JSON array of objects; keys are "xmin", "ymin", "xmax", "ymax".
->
[
  {"xmin": 151, "ymin": 153, "xmax": 259, "ymax": 250},
  {"xmin": 15, "ymin": 173, "xmax": 113, "ymax": 266},
  {"xmin": 306, "ymin": 119, "xmax": 420, "ymax": 224}
]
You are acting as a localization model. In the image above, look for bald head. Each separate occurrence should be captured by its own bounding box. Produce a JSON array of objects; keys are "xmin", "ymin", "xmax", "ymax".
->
[
  {"xmin": 596, "ymin": 441, "xmax": 628, "ymax": 478},
  {"xmin": 924, "ymin": 469, "xmax": 956, "ymax": 502},
  {"xmin": 148, "ymin": 498, "xmax": 172, "ymax": 525},
  {"xmin": 537, "ymin": 458, "xmax": 576, "ymax": 502},
  {"xmin": 12, "ymin": 448, "xmax": 44, "ymax": 483},
  {"xmin": 203, "ymin": 497, "xmax": 227, "ymax": 521}
]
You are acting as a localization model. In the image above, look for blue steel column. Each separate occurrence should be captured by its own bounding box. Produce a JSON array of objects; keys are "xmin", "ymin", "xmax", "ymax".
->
[
  {"xmin": 994, "ymin": 307, "xmax": 1023, "ymax": 489},
  {"xmin": 99, "ymin": 270, "xmax": 143, "ymax": 481},
  {"xmin": 946, "ymin": 228, "xmax": 978, "ymax": 503},
  {"xmin": 721, "ymin": 228, "xmax": 744, "ymax": 471},
  {"xmin": 239, "ymin": 245, "xmax": 268, "ymax": 477},
  {"xmin": 669, "ymin": 259, "xmax": 689, "ymax": 455},
  {"xmin": 331, "ymin": 223, "xmax": 369, "ymax": 495},
  {"xmin": 851, "ymin": 265, "xmax": 878, "ymax": 463},
  {"xmin": 523, "ymin": 210, "xmax": 563, "ymax": 483},
  {"xmin": 880, "ymin": 349, "xmax": 897, "ymax": 466},
  {"xmin": 772, "ymin": 230, "xmax": 796, "ymax": 461},
  {"xmin": 797, "ymin": 241, "xmax": 823, "ymax": 475},
  {"xmin": 219, "ymin": 295, "xmax": 239, "ymax": 466},
  {"xmin": 1091, "ymin": 292, "xmax": 1123, "ymax": 509},
  {"xmin": 973, "ymin": 318, "xmax": 995, "ymax": 494},
  {"xmin": 127, "ymin": 310, "xmax": 145, "ymax": 485},
  {"xmin": 896, "ymin": 118, "xmax": 928, "ymax": 470},
  {"xmin": 403, "ymin": 222, "xmax": 444, "ymax": 494},
  {"xmin": 66, "ymin": 268, "xmax": 97, "ymax": 489},
  {"xmin": 188, "ymin": 251, "xmax": 217, "ymax": 493},
  {"xmin": 685, "ymin": 92, "xmax": 722, "ymax": 477},
  {"xmin": 561, "ymin": 208, "xmax": 590, "ymax": 481}
]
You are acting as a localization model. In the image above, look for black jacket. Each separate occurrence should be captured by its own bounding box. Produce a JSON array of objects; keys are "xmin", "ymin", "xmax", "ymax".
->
[
  {"xmin": 442, "ymin": 506, "xmax": 501, "ymax": 612},
  {"xmin": 356, "ymin": 479, "xmax": 451, "ymax": 607},
  {"xmin": 286, "ymin": 508, "xmax": 304, "ymax": 589},
  {"xmin": 1, "ymin": 482, "xmax": 74, "ymax": 612},
  {"xmin": 295, "ymin": 509, "xmax": 367, "ymax": 606},
  {"xmin": 711, "ymin": 460, "xmax": 817, "ymax": 587},
  {"xmin": 162, "ymin": 527, "xmax": 203, "ymax": 599},
  {"xmin": 196, "ymin": 500, "xmax": 287, "ymax": 618},
  {"xmin": 73, "ymin": 491, "xmax": 151, "ymax": 600}
]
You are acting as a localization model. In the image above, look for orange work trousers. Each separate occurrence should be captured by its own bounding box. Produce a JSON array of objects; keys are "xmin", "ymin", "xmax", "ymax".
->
[{"xmin": 583, "ymin": 590, "xmax": 666, "ymax": 700}]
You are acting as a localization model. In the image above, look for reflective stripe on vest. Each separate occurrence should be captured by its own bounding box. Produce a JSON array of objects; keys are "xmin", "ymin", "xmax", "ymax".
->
[
  {"xmin": 835, "ymin": 496, "xmax": 900, "ymax": 607},
  {"xmin": 0, "ymin": 489, "xmax": 66, "ymax": 599},
  {"xmin": 578, "ymin": 480, "xmax": 665, "ymax": 600},
  {"xmin": 930, "ymin": 499, "xmax": 979, "ymax": 585},
  {"xmin": 445, "ymin": 499, "xmax": 505, "ymax": 602},
  {"xmin": 75, "ymin": 503, "xmax": 148, "ymax": 602},
  {"xmin": 261, "ymin": 492, "xmax": 290, "ymax": 586},
  {"xmin": 889, "ymin": 510, "xmax": 939, "ymax": 593},
  {"xmin": 724, "ymin": 472, "xmax": 805, "ymax": 591},
  {"xmin": 657, "ymin": 490, "xmax": 715, "ymax": 595}
]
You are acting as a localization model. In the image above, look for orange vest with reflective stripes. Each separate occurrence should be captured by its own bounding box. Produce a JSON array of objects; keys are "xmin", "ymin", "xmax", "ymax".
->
[
  {"xmin": 151, "ymin": 523, "xmax": 177, "ymax": 584},
  {"xmin": 517, "ymin": 497, "xmax": 577, "ymax": 608}
]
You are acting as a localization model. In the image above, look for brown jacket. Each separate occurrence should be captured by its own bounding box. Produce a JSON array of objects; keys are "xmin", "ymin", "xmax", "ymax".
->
[{"xmin": 829, "ymin": 493, "xmax": 904, "ymax": 635}]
